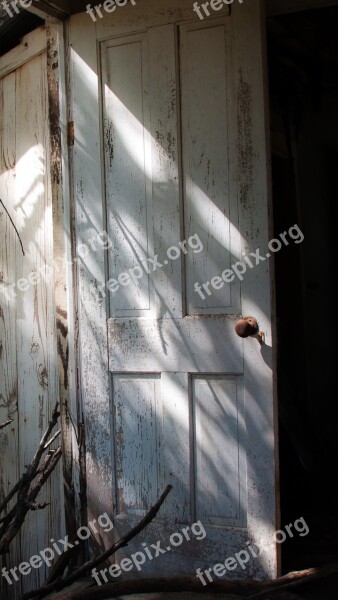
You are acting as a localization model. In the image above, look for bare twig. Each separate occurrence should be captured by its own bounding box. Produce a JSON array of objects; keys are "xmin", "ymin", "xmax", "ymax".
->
[
  {"xmin": 246, "ymin": 561, "xmax": 338, "ymax": 598},
  {"xmin": 23, "ymin": 484, "xmax": 173, "ymax": 600},
  {"xmin": 29, "ymin": 502, "xmax": 50, "ymax": 511},
  {"xmin": 44, "ymin": 429, "xmax": 61, "ymax": 449},
  {"xmin": 29, "ymin": 403, "xmax": 61, "ymax": 475},
  {"xmin": 27, "ymin": 449, "xmax": 62, "ymax": 505},
  {"xmin": 0, "ymin": 481, "xmax": 20, "ymax": 517},
  {"xmin": 0, "ymin": 403, "xmax": 60, "ymax": 516},
  {"xmin": 0, "ymin": 419, "xmax": 13, "ymax": 430},
  {"xmin": 0, "ymin": 447, "xmax": 62, "ymax": 553},
  {"xmin": 44, "ymin": 544, "xmax": 83, "ymax": 586},
  {"xmin": 0, "ymin": 198, "xmax": 25, "ymax": 256}
]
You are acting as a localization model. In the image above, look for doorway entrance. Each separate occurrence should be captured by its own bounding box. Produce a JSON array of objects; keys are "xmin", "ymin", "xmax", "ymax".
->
[{"xmin": 267, "ymin": 3, "xmax": 338, "ymax": 577}]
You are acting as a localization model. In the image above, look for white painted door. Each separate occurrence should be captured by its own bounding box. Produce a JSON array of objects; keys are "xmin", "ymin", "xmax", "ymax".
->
[{"xmin": 70, "ymin": 0, "xmax": 278, "ymax": 580}]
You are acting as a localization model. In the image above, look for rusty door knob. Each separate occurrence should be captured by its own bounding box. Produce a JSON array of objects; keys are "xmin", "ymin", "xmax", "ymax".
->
[{"xmin": 235, "ymin": 317, "xmax": 259, "ymax": 338}]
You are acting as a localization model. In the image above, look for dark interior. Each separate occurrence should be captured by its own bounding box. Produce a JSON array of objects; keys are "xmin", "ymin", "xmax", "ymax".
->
[
  {"xmin": 0, "ymin": 7, "xmax": 43, "ymax": 57},
  {"xmin": 267, "ymin": 5, "xmax": 338, "ymax": 577}
]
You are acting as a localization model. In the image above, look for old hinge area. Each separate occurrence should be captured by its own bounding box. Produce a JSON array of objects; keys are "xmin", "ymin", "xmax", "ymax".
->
[{"xmin": 67, "ymin": 121, "xmax": 75, "ymax": 146}]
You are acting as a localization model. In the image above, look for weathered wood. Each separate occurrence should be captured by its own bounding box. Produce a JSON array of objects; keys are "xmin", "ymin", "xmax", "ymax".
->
[
  {"xmin": 0, "ymin": 65, "xmax": 22, "ymax": 600},
  {"xmin": 0, "ymin": 26, "xmax": 64, "ymax": 597},
  {"xmin": 15, "ymin": 46, "xmax": 58, "ymax": 593},
  {"xmin": 23, "ymin": 0, "xmax": 74, "ymax": 21}
]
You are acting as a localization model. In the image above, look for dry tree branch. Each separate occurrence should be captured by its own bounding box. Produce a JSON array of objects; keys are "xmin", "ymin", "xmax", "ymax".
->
[
  {"xmin": 246, "ymin": 561, "xmax": 338, "ymax": 598},
  {"xmin": 54, "ymin": 562, "xmax": 338, "ymax": 600},
  {"xmin": 0, "ymin": 447, "xmax": 62, "ymax": 553},
  {"xmin": 44, "ymin": 429, "xmax": 61, "ymax": 450},
  {"xmin": 22, "ymin": 484, "xmax": 173, "ymax": 600},
  {"xmin": 0, "ymin": 403, "xmax": 62, "ymax": 554},
  {"xmin": 27, "ymin": 403, "xmax": 61, "ymax": 477},
  {"xmin": 0, "ymin": 419, "xmax": 13, "ymax": 430},
  {"xmin": 0, "ymin": 198, "xmax": 25, "ymax": 256},
  {"xmin": 29, "ymin": 502, "xmax": 51, "ymax": 511},
  {"xmin": 0, "ymin": 403, "xmax": 60, "ymax": 516}
]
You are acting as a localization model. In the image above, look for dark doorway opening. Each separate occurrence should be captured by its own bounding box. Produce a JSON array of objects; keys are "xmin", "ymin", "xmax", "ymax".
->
[{"xmin": 267, "ymin": 4, "xmax": 338, "ymax": 579}]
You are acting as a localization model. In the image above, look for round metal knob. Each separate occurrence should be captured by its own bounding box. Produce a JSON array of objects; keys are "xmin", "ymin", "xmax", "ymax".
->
[{"xmin": 235, "ymin": 316, "xmax": 259, "ymax": 338}]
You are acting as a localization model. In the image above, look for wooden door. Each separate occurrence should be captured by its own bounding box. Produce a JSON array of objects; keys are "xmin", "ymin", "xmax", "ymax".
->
[{"xmin": 70, "ymin": 0, "xmax": 278, "ymax": 579}]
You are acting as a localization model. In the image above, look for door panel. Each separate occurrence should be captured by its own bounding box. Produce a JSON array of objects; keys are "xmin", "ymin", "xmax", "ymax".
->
[
  {"xmin": 193, "ymin": 376, "xmax": 246, "ymax": 527},
  {"xmin": 113, "ymin": 374, "xmax": 161, "ymax": 514},
  {"xmin": 70, "ymin": 0, "xmax": 278, "ymax": 580},
  {"xmin": 180, "ymin": 23, "xmax": 239, "ymax": 314},
  {"xmin": 103, "ymin": 35, "xmax": 153, "ymax": 316}
]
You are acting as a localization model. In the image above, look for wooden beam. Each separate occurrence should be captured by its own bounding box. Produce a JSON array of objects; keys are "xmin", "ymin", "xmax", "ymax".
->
[
  {"xmin": 0, "ymin": 26, "xmax": 46, "ymax": 80},
  {"xmin": 24, "ymin": 0, "xmax": 85, "ymax": 21}
]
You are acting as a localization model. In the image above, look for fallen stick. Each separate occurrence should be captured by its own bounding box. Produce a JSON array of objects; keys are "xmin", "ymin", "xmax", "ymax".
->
[
  {"xmin": 247, "ymin": 561, "xmax": 338, "ymax": 598},
  {"xmin": 22, "ymin": 484, "xmax": 173, "ymax": 600},
  {"xmin": 54, "ymin": 560, "xmax": 338, "ymax": 600}
]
